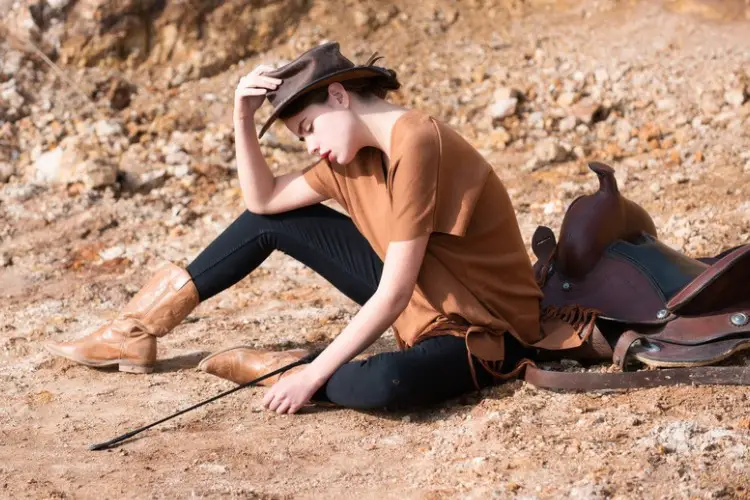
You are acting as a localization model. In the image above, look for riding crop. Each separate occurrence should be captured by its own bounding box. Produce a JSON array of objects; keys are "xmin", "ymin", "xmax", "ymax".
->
[{"xmin": 88, "ymin": 349, "xmax": 322, "ymax": 451}]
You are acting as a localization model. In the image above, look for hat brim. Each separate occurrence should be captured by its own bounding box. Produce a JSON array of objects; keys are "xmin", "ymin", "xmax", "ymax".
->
[{"xmin": 258, "ymin": 66, "xmax": 394, "ymax": 139}]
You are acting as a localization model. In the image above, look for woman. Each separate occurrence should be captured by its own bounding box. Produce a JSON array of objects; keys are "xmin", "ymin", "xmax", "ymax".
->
[{"xmin": 46, "ymin": 42, "xmax": 544, "ymax": 414}]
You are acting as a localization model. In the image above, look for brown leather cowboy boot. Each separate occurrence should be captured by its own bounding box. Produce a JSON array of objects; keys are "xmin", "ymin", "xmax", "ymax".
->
[
  {"xmin": 45, "ymin": 262, "xmax": 199, "ymax": 373},
  {"xmin": 197, "ymin": 347, "xmax": 309, "ymax": 385}
]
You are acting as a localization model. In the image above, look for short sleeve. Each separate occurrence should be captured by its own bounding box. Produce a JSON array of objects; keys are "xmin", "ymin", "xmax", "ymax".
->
[
  {"xmin": 389, "ymin": 127, "xmax": 440, "ymax": 241},
  {"xmin": 389, "ymin": 115, "xmax": 491, "ymax": 242},
  {"xmin": 301, "ymin": 158, "xmax": 337, "ymax": 200}
]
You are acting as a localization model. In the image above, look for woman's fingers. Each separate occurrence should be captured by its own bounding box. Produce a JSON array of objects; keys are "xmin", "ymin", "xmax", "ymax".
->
[
  {"xmin": 236, "ymin": 88, "xmax": 268, "ymax": 97},
  {"xmin": 275, "ymin": 399, "xmax": 291, "ymax": 414},
  {"xmin": 252, "ymin": 64, "xmax": 275, "ymax": 76},
  {"xmin": 235, "ymin": 78, "xmax": 278, "ymax": 93},
  {"xmin": 238, "ymin": 65, "xmax": 278, "ymax": 83},
  {"xmin": 237, "ymin": 77, "xmax": 279, "ymax": 91},
  {"xmin": 266, "ymin": 393, "xmax": 280, "ymax": 411},
  {"xmin": 260, "ymin": 75, "xmax": 282, "ymax": 85},
  {"xmin": 287, "ymin": 403, "xmax": 302, "ymax": 415},
  {"xmin": 262, "ymin": 388, "xmax": 276, "ymax": 408}
]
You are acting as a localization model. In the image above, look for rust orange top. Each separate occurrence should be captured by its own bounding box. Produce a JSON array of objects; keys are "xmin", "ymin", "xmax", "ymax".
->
[{"xmin": 303, "ymin": 109, "xmax": 543, "ymax": 367}]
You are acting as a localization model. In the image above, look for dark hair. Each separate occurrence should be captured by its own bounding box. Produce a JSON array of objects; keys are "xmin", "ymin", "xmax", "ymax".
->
[{"xmin": 278, "ymin": 69, "xmax": 401, "ymax": 120}]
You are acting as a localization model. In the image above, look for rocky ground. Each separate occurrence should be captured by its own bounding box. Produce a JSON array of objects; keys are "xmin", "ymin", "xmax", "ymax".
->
[{"xmin": 1, "ymin": 0, "xmax": 750, "ymax": 498}]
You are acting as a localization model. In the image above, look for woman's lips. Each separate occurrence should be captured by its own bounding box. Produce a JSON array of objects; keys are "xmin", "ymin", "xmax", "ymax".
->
[{"xmin": 321, "ymin": 151, "xmax": 331, "ymax": 161}]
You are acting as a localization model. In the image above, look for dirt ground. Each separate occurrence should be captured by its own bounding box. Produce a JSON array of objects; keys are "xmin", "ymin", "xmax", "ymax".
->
[{"xmin": 2, "ymin": 1, "xmax": 750, "ymax": 498}]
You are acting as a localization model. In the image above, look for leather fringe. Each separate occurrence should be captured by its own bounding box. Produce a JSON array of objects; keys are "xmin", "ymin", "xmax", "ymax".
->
[{"xmin": 540, "ymin": 304, "xmax": 600, "ymax": 342}]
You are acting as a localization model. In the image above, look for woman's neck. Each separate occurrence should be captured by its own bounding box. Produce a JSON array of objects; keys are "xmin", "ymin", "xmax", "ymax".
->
[{"xmin": 355, "ymin": 100, "xmax": 408, "ymax": 159}]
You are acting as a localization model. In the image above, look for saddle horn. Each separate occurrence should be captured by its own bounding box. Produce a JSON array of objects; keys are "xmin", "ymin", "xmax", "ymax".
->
[{"xmin": 555, "ymin": 162, "xmax": 657, "ymax": 280}]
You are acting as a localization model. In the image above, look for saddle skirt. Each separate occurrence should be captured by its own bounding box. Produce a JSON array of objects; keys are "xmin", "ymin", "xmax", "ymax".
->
[{"xmin": 524, "ymin": 162, "xmax": 750, "ymax": 390}]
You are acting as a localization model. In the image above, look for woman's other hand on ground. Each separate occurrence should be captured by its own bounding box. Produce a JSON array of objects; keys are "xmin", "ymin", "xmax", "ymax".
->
[
  {"xmin": 234, "ymin": 65, "xmax": 282, "ymax": 120},
  {"xmin": 262, "ymin": 366, "xmax": 325, "ymax": 414}
]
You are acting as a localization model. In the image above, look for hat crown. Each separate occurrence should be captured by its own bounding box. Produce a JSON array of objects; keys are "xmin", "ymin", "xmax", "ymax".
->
[{"xmin": 265, "ymin": 42, "xmax": 354, "ymax": 107}]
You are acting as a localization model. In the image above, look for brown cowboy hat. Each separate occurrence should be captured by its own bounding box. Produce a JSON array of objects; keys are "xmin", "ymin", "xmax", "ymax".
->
[{"xmin": 258, "ymin": 41, "xmax": 399, "ymax": 139}]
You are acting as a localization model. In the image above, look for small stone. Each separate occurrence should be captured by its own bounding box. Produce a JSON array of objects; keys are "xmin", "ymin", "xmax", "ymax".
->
[
  {"xmin": 638, "ymin": 122, "xmax": 661, "ymax": 142},
  {"xmin": 534, "ymin": 138, "xmax": 569, "ymax": 164},
  {"xmin": 656, "ymin": 98, "xmax": 677, "ymax": 111},
  {"xmin": 557, "ymin": 91, "xmax": 579, "ymax": 107},
  {"xmin": 173, "ymin": 165, "xmax": 192, "ymax": 178},
  {"xmin": 571, "ymin": 97, "xmax": 605, "ymax": 124},
  {"xmin": 121, "ymin": 168, "xmax": 168, "ymax": 193},
  {"xmin": 1, "ymin": 85, "xmax": 25, "ymax": 111},
  {"xmin": 34, "ymin": 137, "xmax": 118, "ymax": 189},
  {"xmin": 489, "ymin": 98, "xmax": 518, "ymax": 120},
  {"xmin": 527, "ymin": 111, "xmax": 545, "ymax": 129},
  {"xmin": 0, "ymin": 252, "xmax": 12, "ymax": 267},
  {"xmin": 490, "ymin": 127, "xmax": 512, "ymax": 147},
  {"xmin": 572, "ymin": 71, "xmax": 587, "ymax": 82},
  {"xmin": 99, "ymin": 246, "xmax": 125, "ymax": 261},
  {"xmin": 77, "ymin": 160, "xmax": 118, "ymax": 189},
  {"xmin": 615, "ymin": 119, "xmax": 633, "ymax": 143},
  {"xmin": 671, "ymin": 172, "xmax": 689, "ymax": 184},
  {"xmin": 1, "ymin": 183, "xmax": 45, "ymax": 201},
  {"xmin": 94, "ymin": 120, "xmax": 122, "ymax": 138},
  {"xmin": 725, "ymin": 88, "xmax": 747, "ymax": 108},
  {"xmin": 694, "ymin": 151, "xmax": 704, "ymax": 162},
  {"xmin": 353, "ymin": 9, "xmax": 371, "ymax": 28},
  {"xmin": 0, "ymin": 162, "xmax": 14, "ymax": 183},
  {"xmin": 668, "ymin": 149, "xmax": 682, "ymax": 165},
  {"xmin": 1, "ymin": 51, "xmax": 24, "ymax": 76},
  {"xmin": 493, "ymin": 87, "xmax": 523, "ymax": 101},
  {"xmin": 575, "ymin": 123, "xmax": 590, "ymax": 135},
  {"xmin": 559, "ymin": 116, "xmax": 578, "ymax": 132},
  {"xmin": 35, "ymin": 148, "xmax": 64, "ymax": 183}
]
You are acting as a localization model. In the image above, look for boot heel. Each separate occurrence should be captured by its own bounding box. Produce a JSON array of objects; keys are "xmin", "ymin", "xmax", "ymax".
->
[{"xmin": 119, "ymin": 362, "xmax": 154, "ymax": 374}]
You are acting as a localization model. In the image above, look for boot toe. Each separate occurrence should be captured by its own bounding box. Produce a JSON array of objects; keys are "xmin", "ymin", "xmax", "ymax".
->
[
  {"xmin": 45, "ymin": 340, "xmax": 68, "ymax": 356},
  {"xmin": 45, "ymin": 340, "xmax": 84, "ymax": 362},
  {"xmin": 198, "ymin": 347, "xmax": 309, "ymax": 385},
  {"xmin": 198, "ymin": 346, "xmax": 258, "ymax": 384}
]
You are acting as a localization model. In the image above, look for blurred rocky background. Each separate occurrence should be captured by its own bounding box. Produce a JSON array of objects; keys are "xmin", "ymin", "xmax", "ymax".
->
[{"xmin": 1, "ymin": 0, "xmax": 748, "ymax": 273}]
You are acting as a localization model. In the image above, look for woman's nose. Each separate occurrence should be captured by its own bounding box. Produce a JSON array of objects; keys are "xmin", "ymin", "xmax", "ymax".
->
[{"xmin": 306, "ymin": 138, "xmax": 318, "ymax": 155}]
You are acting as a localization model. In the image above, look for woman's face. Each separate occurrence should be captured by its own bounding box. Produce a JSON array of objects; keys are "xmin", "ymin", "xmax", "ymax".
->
[{"xmin": 283, "ymin": 84, "xmax": 363, "ymax": 165}]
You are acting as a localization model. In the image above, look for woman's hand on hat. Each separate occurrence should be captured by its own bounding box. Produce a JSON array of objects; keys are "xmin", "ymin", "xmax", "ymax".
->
[{"xmin": 234, "ymin": 65, "xmax": 282, "ymax": 119}]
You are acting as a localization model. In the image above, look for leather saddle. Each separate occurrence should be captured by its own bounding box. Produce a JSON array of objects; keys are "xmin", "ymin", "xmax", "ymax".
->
[{"xmin": 523, "ymin": 162, "xmax": 750, "ymax": 390}]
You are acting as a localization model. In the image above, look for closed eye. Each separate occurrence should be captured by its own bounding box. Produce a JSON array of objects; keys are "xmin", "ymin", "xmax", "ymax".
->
[{"xmin": 298, "ymin": 122, "xmax": 313, "ymax": 142}]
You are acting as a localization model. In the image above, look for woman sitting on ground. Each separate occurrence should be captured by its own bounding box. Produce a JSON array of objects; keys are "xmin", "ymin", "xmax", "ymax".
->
[{"xmin": 46, "ymin": 42, "xmax": 543, "ymax": 414}]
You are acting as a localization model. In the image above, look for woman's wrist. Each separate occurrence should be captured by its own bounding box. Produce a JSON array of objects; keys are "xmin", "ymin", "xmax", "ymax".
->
[
  {"xmin": 305, "ymin": 359, "xmax": 335, "ymax": 386},
  {"xmin": 233, "ymin": 110, "xmax": 255, "ymax": 122}
]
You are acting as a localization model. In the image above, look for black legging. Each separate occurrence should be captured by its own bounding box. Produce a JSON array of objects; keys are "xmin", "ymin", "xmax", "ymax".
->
[{"xmin": 186, "ymin": 204, "xmax": 494, "ymax": 410}]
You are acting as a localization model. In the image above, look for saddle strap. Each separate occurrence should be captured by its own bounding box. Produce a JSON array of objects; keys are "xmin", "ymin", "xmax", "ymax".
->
[{"xmin": 523, "ymin": 364, "xmax": 750, "ymax": 391}]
